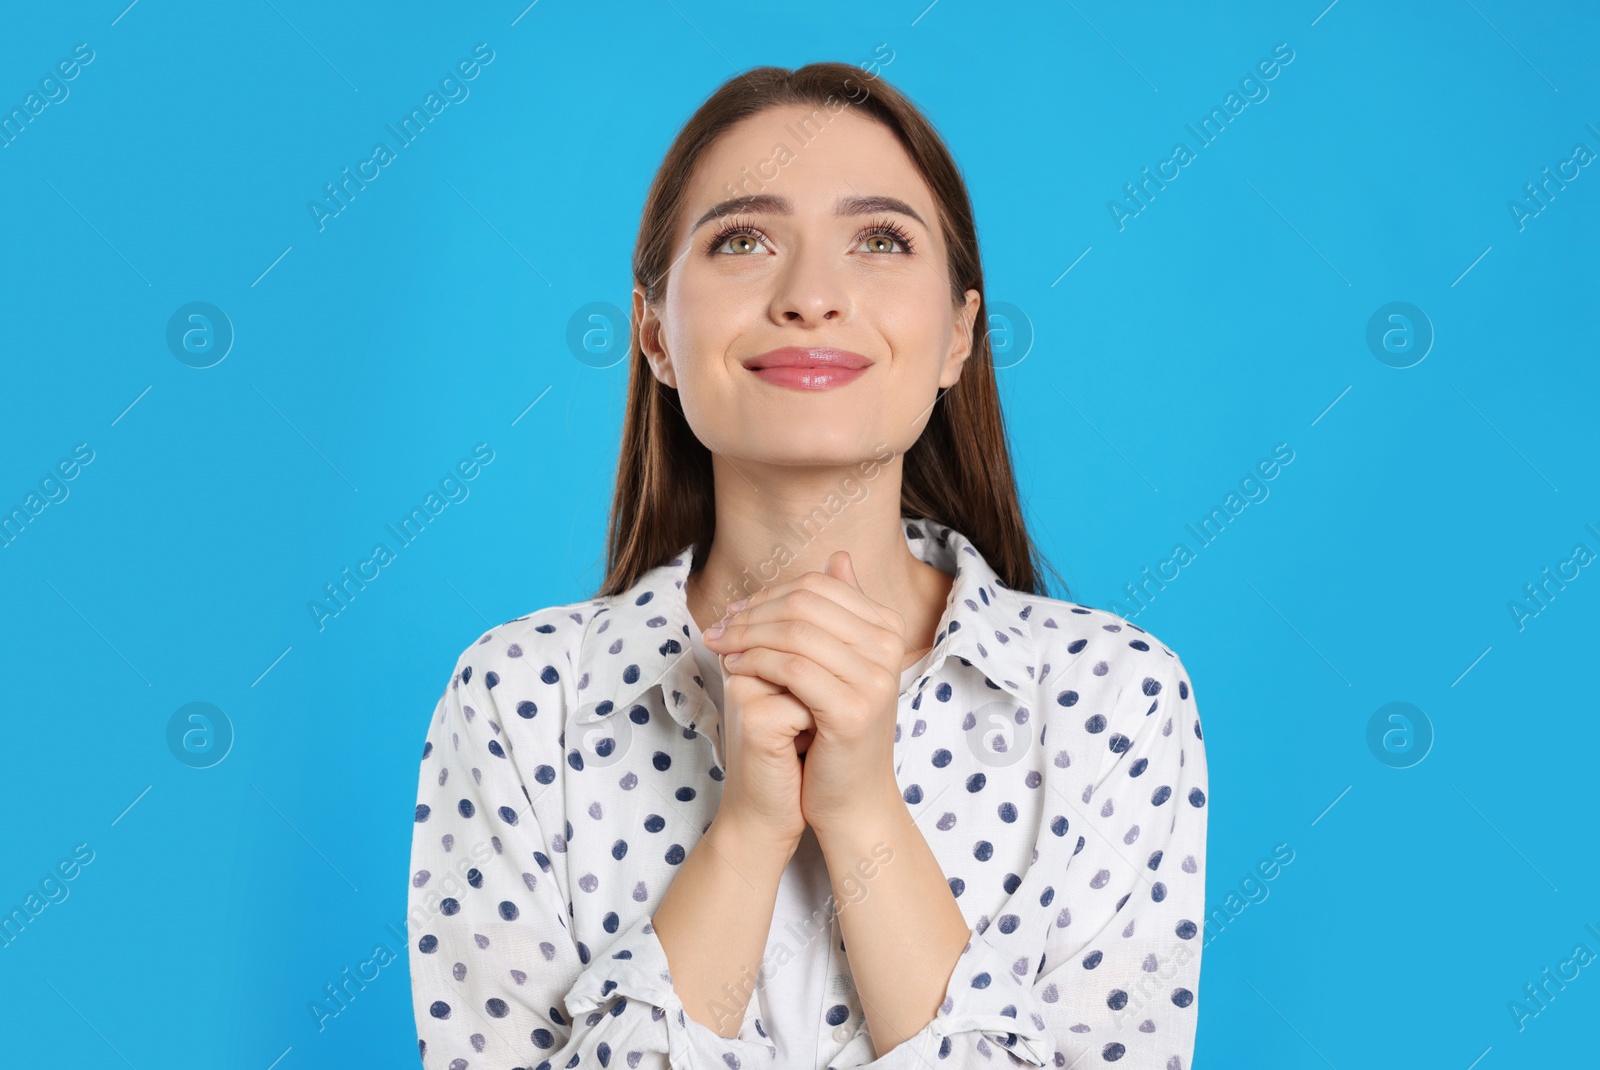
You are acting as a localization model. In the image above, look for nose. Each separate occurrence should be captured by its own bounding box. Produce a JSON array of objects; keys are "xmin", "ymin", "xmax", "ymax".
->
[{"xmin": 768, "ymin": 240, "xmax": 850, "ymax": 326}]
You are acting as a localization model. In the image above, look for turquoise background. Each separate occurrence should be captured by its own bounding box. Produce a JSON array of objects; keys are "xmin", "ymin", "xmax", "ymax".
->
[{"xmin": 1, "ymin": 0, "xmax": 1596, "ymax": 1066}]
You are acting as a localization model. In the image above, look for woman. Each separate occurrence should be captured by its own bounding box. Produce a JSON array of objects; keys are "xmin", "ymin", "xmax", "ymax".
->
[{"xmin": 408, "ymin": 62, "xmax": 1207, "ymax": 1069}]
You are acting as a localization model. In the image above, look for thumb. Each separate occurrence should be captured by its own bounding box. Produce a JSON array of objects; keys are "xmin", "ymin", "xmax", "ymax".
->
[
  {"xmin": 830, "ymin": 548, "xmax": 905, "ymax": 636},
  {"xmin": 828, "ymin": 549, "xmax": 862, "ymax": 591}
]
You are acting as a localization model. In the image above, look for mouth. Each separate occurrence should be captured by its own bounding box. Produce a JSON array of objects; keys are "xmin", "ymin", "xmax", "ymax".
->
[
  {"xmin": 741, "ymin": 347, "xmax": 871, "ymax": 371},
  {"xmin": 741, "ymin": 347, "xmax": 871, "ymax": 392}
]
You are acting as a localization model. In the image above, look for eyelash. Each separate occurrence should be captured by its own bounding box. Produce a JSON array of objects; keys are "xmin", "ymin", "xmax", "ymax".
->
[{"xmin": 703, "ymin": 216, "xmax": 917, "ymax": 256}]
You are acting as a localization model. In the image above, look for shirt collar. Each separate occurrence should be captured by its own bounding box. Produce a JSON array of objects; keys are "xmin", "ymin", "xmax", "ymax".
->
[{"xmin": 572, "ymin": 515, "xmax": 1042, "ymax": 732}]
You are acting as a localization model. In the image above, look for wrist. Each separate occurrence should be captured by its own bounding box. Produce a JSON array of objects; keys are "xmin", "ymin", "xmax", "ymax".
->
[
  {"xmin": 708, "ymin": 811, "xmax": 801, "ymax": 874},
  {"xmin": 810, "ymin": 785, "xmax": 909, "ymax": 858}
]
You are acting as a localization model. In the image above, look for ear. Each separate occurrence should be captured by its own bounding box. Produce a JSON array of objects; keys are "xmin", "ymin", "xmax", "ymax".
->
[
  {"xmin": 938, "ymin": 288, "xmax": 983, "ymax": 389},
  {"xmin": 633, "ymin": 283, "xmax": 677, "ymax": 390}
]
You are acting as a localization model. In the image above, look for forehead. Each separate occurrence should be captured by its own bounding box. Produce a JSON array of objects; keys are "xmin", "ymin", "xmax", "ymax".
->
[{"xmin": 680, "ymin": 104, "xmax": 939, "ymax": 233}]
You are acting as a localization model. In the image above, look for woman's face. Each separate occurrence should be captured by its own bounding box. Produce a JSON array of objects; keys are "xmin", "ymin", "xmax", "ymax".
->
[{"xmin": 636, "ymin": 104, "xmax": 982, "ymax": 468}]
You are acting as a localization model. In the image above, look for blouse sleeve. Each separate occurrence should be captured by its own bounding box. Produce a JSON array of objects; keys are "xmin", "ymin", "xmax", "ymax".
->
[
  {"xmin": 845, "ymin": 650, "xmax": 1208, "ymax": 1069},
  {"xmin": 407, "ymin": 644, "xmax": 780, "ymax": 1069}
]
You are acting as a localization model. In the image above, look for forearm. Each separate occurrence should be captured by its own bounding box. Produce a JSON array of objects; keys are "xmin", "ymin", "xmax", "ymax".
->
[
  {"xmin": 652, "ymin": 813, "xmax": 795, "ymax": 1037},
  {"xmin": 815, "ymin": 790, "xmax": 972, "ymax": 1059}
]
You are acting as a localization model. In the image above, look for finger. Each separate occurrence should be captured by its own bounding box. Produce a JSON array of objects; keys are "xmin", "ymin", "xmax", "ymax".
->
[
  {"xmin": 721, "ymin": 651, "xmax": 785, "ymax": 696},
  {"xmin": 726, "ymin": 681, "xmax": 815, "ymax": 745},
  {"xmin": 827, "ymin": 550, "xmax": 863, "ymax": 597},
  {"xmin": 717, "ymin": 584, "xmax": 892, "ymax": 653},
  {"xmin": 828, "ymin": 551, "xmax": 907, "ymax": 636},
  {"xmin": 726, "ymin": 568, "xmax": 905, "ymax": 643},
  {"xmin": 825, "ymin": 550, "xmax": 855, "ymax": 589},
  {"xmin": 710, "ymin": 599, "xmax": 891, "ymax": 688},
  {"xmin": 721, "ymin": 644, "xmax": 866, "ymax": 721},
  {"xmin": 729, "ymin": 565, "xmax": 883, "ymax": 628}
]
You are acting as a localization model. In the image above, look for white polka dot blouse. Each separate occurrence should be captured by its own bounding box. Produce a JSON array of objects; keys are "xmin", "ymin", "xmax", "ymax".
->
[{"xmin": 408, "ymin": 515, "xmax": 1209, "ymax": 1069}]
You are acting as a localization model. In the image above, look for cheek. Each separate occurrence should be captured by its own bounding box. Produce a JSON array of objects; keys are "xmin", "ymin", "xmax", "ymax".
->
[
  {"xmin": 663, "ymin": 303, "xmax": 748, "ymax": 448},
  {"xmin": 664, "ymin": 267, "xmax": 753, "ymax": 361},
  {"xmin": 880, "ymin": 293, "xmax": 959, "ymax": 374}
]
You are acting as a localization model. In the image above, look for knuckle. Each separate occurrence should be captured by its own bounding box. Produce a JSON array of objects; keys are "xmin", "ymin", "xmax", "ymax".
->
[
  {"xmin": 783, "ymin": 617, "xmax": 817, "ymax": 645},
  {"xmin": 793, "ymin": 587, "xmax": 827, "ymax": 614}
]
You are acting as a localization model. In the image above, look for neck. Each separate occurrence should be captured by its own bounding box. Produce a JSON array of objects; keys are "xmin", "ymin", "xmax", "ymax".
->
[{"xmin": 683, "ymin": 456, "xmax": 954, "ymax": 663}]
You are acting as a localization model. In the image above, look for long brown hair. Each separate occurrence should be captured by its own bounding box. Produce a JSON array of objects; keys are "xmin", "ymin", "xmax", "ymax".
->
[{"xmin": 597, "ymin": 61, "xmax": 1066, "ymax": 601}]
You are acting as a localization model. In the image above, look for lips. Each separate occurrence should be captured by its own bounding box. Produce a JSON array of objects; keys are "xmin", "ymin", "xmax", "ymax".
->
[
  {"xmin": 741, "ymin": 347, "xmax": 871, "ymax": 371},
  {"xmin": 742, "ymin": 347, "xmax": 871, "ymax": 392}
]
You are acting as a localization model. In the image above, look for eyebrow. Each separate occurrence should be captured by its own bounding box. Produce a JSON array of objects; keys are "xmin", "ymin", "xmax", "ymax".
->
[{"xmin": 689, "ymin": 193, "xmax": 928, "ymax": 234}]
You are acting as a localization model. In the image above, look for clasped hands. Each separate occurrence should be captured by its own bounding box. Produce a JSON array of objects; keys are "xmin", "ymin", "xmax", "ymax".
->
[{"xmin": 701, "ymin": 549, "xmax": 914, "ymax": 837}]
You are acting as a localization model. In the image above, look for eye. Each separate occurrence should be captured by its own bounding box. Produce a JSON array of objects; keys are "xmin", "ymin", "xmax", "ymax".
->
[
  {"xmin": 704, "ymin": 216, "xmax": 771, "ymax": 256},
  {"xmin": 702, "ymin": 215, "xmax": 919, "ymax": 256},
  {"xmin": 855, "ymin": 217, "xmax": 916, "ymax": 255}
]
